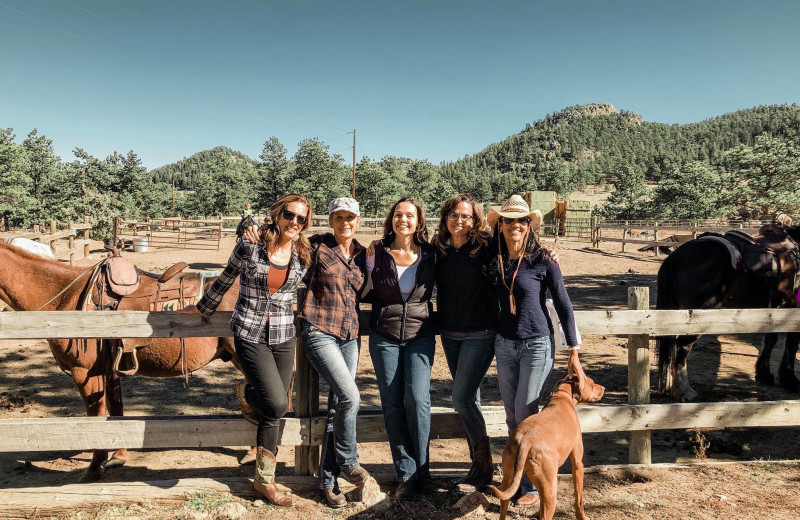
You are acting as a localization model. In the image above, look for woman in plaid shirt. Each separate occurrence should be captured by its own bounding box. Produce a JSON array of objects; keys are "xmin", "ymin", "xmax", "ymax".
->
[
  {"xmin": 243, "ymin": 197, "xmax": 372, "ymax": 508},
  {"xmin": 183, "ymin": 194, "xmax": 312, "ymax": 507}
]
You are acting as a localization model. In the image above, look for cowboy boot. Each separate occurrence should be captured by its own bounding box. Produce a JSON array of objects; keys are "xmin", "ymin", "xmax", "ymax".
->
[
  {"xmin": 254, "ymin": 447, "xmax": 293, "ymax": 507},
  {"xmin": 458, "ymin": 440, "xmax": 477, "ymax": 485},
  {"xmin": 461, "ymin": 437, "xmax": 494, "ymax": 489},
  {"xmin": 341, "ymin": 464, "xmax": 371, "ymax": 502}
]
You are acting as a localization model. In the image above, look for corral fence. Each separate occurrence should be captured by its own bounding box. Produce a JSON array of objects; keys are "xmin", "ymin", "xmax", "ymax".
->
[
  {"xmin": 2, "ymin": 287, "xmax": 800, "ymax": 478},
  {"xmin": 0, "ymin": 216, "xmax": 92, "ymax": 265},
  {"xmin": 113, "ymin": 217, "xmax": 223, "ymax": 251},
  {"xmin": 591, "ymin": 218, "xmax": 771, "ymax": 257}
]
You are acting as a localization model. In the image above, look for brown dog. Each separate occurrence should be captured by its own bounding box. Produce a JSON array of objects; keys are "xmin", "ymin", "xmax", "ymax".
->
[{"xmin": 488, "ymin": 375, "xmax": 605, "ymax": 520}]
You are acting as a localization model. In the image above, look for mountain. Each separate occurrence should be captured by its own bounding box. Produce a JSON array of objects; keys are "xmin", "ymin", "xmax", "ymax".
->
[
  {"xmin": 439, "ymin": 103, "xmax": 800, "ymax": 196},
  {"xmin": 149, "ymin": 146, "xmax": 258, "ymax": 190}
]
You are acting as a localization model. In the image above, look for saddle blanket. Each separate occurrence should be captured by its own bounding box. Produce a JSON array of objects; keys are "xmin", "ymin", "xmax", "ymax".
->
[{"xmin": 4, "ymin": 237, "xmax": 56, "ymax": 260}]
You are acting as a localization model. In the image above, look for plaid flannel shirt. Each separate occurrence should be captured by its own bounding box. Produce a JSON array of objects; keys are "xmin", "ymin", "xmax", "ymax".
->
[
  {"xmin": 197, "ymin": 238, "xmax": 307, "ymax": 344},
  {"xmin": 301, "ymin": 233, "xmax": 366, "ymax": 341}
]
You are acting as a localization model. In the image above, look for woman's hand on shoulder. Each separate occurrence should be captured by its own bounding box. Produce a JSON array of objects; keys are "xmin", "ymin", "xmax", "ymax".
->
[
  {"xmin": 542, "ymin": 246, "xmax": 560, "ymax": 265},
  {"xmin": 243, "ymin": 225, "xmax": 260, "ymax": 245},
  {"xmin": 365, "ymin": 239, "xmax": 381, "ymax": 257}
]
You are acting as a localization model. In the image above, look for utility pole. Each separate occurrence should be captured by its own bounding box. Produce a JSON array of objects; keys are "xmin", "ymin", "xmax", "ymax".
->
[
  {"xmin": 351, "ymin": 129, "xmax": 356, "ymax": 198},
  {"xmin": 172, "ymin": 179, "xmax": 176, "ymax": 217}
]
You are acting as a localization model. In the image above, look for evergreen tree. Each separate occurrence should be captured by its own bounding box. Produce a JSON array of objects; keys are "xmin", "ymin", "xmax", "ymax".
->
[
  {"xmin": 256, "ymin": 137, "xmax": 291, "ymax": 210},
  {"xmin": 0, "ymin": 128, "xmax": 34, "ymax": 228},
  {"xmin": 724, "ymin": 134, "xmax": 800, "ymax": 216},
  {"xmin": 650, "ymin": 162, "xmax": 731, "ymax": 219}
]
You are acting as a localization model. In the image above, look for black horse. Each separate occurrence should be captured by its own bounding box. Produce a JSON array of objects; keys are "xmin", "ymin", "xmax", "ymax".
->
[{"xmin": 656, "ymin": 225, "xmax": 800, "ymax": 401}]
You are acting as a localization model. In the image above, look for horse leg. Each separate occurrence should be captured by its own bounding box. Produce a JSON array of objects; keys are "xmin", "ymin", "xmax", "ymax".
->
[
  {"xmin": 672, "ymin": 335, "xmax": 699, "ymax": 402},
  {"xmin": 778, "ymin": 332, "xmax": 800, "ymax": 393},
  {"xmin": 71, "ymin": 366, "xmax": 109, "ymax": 482},
  {"xmin": 102, "ymin": 369, "xmax": 129, "ymax": 470},
  {"xmin": 756, "ymin": 333, "xmax": 778, "ymax": 385}
]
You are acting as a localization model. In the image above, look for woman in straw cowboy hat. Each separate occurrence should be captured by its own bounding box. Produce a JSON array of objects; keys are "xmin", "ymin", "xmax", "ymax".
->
[{"xmin": 487, "ymin": 194, "xmax": 585, "ymax": 507}]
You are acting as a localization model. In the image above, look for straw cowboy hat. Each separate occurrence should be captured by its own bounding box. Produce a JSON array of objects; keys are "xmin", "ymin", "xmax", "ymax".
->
[{"xmin": 487, "ymin": 194, "xmax": 543, "ymax": 230}]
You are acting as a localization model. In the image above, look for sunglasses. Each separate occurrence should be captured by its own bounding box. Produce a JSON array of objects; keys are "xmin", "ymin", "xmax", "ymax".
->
[
  {"xmin": 281, "ymin": 209, "xmax": 308, "ymax": 225},
  {"xmin": 499, "ymin": 216, "xmax": 531, "ymax": 225}
]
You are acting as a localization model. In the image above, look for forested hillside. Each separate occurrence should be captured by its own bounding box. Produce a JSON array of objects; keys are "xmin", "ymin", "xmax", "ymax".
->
[{"xmin": 2, "ymin": 104, "xmax": 799, "ymax": 238}]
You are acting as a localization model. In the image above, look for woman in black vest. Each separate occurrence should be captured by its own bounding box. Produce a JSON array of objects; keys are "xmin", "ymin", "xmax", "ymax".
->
[{"xmin": 365, "ymin": 197, "xmax": 437, "ymax": 501}]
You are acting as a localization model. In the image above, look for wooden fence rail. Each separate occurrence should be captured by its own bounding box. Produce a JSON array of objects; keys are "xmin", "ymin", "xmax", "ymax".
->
[
  {"xmin": 4, "ymin": 400, "xmax": 800, "ymax": 453},
  {"xmin": 3, "ymin": 307, "xmax": 800, "ymax": 339}
]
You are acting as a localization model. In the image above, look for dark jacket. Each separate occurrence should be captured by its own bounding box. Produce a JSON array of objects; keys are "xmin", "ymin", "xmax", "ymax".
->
[
  {"xmin": 435, "ymin": 242, "xmax": 496, "ymax": 333},
  {"xmin": 369, "ymin": 240, "xmax": 436, "ymax": 343}
]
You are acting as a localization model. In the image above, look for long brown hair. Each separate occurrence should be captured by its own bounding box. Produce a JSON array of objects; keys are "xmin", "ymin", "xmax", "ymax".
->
[
  {"xmin": 260, "ymin": 194, "xmax": 313, "ymax": 266},
  {"xmin": 382, "ymin": 197, "xmax": 428, "ymax": 245},
  {"xmin": 432, "ymin": 193, "xmax": 491, "ymax": 256}
]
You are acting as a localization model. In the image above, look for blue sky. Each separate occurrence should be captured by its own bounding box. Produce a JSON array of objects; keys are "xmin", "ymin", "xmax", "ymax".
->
[{"xmin": 1, "ymin": 0, "xmax": 798, "ymax": 170}]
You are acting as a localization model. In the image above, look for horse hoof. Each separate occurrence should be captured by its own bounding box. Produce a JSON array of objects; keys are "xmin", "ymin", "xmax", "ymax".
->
[
  {"xmin": 101, "ymin": 457, "xmax": 127, "ymax": 471},
  {"xmin": 755, "ymin": 370, "xmax": 776, "ymax": 386},
  {"xmin": 681, "ymin": 389, "xmax": 699, "ymax": 402},
  {"xmin": 79, "ymin": 468, "xmax": 104, "ymax": 483},
  {"xmin": 778, "ymin": 372, "xmax": 800, "ymax": 393}
]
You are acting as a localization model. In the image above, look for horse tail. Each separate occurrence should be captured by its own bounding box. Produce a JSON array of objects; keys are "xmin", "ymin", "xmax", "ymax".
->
[{"xmin": 656, "ymin": 257, "xmax": 677, "ymax": 394}]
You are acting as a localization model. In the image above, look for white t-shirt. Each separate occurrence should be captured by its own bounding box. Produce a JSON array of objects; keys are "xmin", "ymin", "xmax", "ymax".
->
[{"xmin": 365, "ymin": 253, "xmax": 420, "ymax": 301}]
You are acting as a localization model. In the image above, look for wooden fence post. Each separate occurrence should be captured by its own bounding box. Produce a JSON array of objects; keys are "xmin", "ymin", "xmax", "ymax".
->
[
  {"xmin": 68, "ymin": 221, "xmax": 75, "ymax": 266},
  {"xmin": 83, "ymin": 216, "xmax": 90, "ymax": 258},
  {"xmin": 622, "ymin": 221, "xmax": 628, "ymax": 253},
  {"xmin": 49, "ymin": 221, "xmax": 57, "ymax": 254},
  {"xmin": 628, "ymin": 286, "xmax": 651, "ymax": 464},
  {"xmin": 294, "ymin": 288, "xmax": 319, "ymax": 476},
  {"xmin": 653, "ymin": 228, "xmax": 659, "ymax": 258}
]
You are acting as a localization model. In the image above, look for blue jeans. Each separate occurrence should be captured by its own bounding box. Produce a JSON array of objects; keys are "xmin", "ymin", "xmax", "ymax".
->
[
  {"xmin": 495, "ymin": 334, "xmax": 555, "ymax": 495},
  {"xmin": 369, "ymin": 331, "xmax": 436, "ymax": 482},
  {"xmin": 301, "ymin": 323, "xmax": 361, "ymax": 490},
  {"xmin": 441, "ymin": 336, "xmax": 495, "ymax": 446}
]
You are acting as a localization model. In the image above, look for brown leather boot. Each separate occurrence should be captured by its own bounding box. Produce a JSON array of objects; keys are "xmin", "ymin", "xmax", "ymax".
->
[
  {"xmin": 254, "ymin": 447, "xmax": 293, "ymax": 507},
  {"xmin": 341, "ymin": 464, "xmax": 371, "ymax": 502},
  {"xmin": 461, "ymin": 437, "xmax": 494, "ymax": 489}
]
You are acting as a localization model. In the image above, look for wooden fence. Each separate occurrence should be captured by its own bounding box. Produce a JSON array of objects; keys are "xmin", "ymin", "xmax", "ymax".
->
[
  {"xmin": 113, "ymin": 217, "xmax": 223, "ymax": 251},
  {"xmin": 0, "ymin": 216, "xmax": 92, "ymax": 265},
  {"xmin": 590, "ymin": 218, "xmax": 773, "ymax": 257},
  {"xmin": 2, "ymin": 292, "xmax": 800, "ymax": 473}
]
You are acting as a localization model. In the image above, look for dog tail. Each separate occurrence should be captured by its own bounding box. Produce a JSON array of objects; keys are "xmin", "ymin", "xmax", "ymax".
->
[{"xmin": 487, "ymin": 439, "xmax": 532, "ymax": 501}]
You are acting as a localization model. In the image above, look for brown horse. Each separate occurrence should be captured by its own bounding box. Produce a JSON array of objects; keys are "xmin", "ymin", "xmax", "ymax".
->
[{"xmin": 0, "ymin": 241, "xmax": 244, "ymax": 481}]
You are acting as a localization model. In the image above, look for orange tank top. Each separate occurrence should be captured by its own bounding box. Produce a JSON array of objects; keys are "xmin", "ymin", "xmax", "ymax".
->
[{"xmin": 267, "ymin": 261, "xmax": 289, "ymax": 295}]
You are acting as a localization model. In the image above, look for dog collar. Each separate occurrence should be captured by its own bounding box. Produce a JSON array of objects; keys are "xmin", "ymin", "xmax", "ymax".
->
[{"xmin": 553, "ymin": 389, "xmax": 575, "ymax": 401}]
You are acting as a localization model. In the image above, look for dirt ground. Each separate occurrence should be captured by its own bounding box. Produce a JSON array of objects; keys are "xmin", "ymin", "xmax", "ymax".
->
[{"xmin": 2, "ymin": 233, "xmax": 800, "ymax": 519}]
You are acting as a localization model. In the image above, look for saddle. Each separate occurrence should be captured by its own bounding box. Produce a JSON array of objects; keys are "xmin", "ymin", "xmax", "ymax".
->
[
  {"xmin": 80, "ymin": 253, "xmax": 208, "ymax": 378},
  {"xmin": 697, "ymin": 224, "xmax": 800, "ymax": 304}
]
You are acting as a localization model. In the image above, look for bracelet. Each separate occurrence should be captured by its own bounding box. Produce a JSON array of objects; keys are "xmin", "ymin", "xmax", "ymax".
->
[{"xmin": 568, "ymin": 346, "xmax": 581, "ymax": 351}]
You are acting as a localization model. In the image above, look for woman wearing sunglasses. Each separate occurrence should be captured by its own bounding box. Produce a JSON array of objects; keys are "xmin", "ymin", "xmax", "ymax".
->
[
  {"xmin": 487, "ymin": 194, "xmax": 584, "ymax": 507},
  {"xmin": 364, "ymin": 197, "xmax": 438, "ymax": 501},
  {"xmin": 181, "ymin": 194, "xmax": 313, "ymax": 507},
  {"xmin": 242, "ymin": 197, "xmax": 372, "ymax": 508}
]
